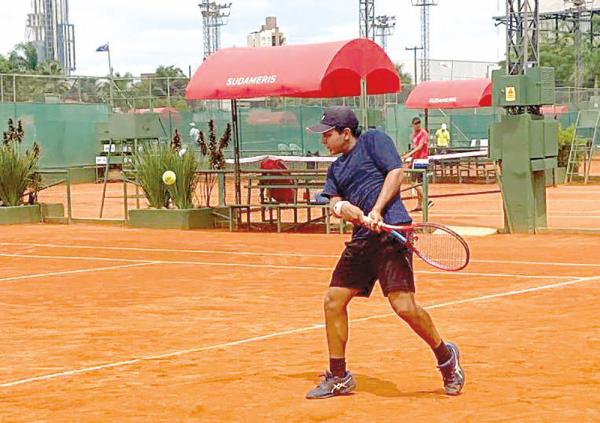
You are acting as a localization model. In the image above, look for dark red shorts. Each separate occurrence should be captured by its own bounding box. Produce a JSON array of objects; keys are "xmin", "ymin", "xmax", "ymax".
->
[{"xmin": 330, "ymin": 233, "xmax": 415, "ymax": 297}]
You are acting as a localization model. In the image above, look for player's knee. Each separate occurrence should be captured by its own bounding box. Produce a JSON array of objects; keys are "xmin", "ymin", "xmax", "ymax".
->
[
  {"xmin": 323, "ymin": 292, "xmax": 347, "ymax": 315},
  {"xmin": 389, "ymin": 292, "xmax": 418, "ymax": 320}
]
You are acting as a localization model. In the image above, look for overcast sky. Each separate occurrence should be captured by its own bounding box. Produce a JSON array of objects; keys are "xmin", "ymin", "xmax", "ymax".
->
[{"xmin": 2, "ymin": 0, "xmax": 505, "ymax": 77}]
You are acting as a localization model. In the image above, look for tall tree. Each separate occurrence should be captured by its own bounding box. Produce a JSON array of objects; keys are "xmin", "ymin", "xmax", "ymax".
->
[
  {"xmin": 394, "ymin": 63, "xmax": 413, "ymax": 85},
  {"xmin": 0, "ymin": 55, "xmax": 12, "ymax": 73},
  {"xmin": 36, "ymin": 60, "xmax": 63, "ymax": 75},
  {"xmin": 8, "ymin": 42, "xmax": 38, "ymax": 72}
]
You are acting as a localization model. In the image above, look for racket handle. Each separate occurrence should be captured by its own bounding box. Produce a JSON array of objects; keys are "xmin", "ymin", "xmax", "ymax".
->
[
  {"xmin": 361, "ymin": 216, "xmax": 407, "ymax": 243},
  {"xmin": 388, "ymin": 230, "xmax": 407, "ymax": 243}
]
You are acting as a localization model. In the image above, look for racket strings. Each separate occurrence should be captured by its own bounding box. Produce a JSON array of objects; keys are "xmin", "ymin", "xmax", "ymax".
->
[{"xmin": 410, "ymin": 228, "xmax": 469, "ymax": 270}]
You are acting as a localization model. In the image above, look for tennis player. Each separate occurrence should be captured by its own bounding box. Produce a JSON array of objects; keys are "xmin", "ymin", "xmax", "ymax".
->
[{"xmin": 305, "ymin": 106, "xmax": 464, "ymax": 399}]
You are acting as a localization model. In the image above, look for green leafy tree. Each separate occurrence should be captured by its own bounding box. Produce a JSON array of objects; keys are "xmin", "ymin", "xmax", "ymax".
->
[
  {"xmin": 395, "ymin": 63, "xmax": 413, "ymax": 85},
  {"xmin": 0, "ymin": 55, "xmax": 12, "ymax": 73},
  {"xmin": 8, "ymin": 42, "xmax": 38, "ymax": 72},
  {"xmin": 36, "ymin": 60, "xmax": 63, "ymax": 75},
  {"xmin": 540, "ymin": 34, "xmax": 575, "ymax": 86}
]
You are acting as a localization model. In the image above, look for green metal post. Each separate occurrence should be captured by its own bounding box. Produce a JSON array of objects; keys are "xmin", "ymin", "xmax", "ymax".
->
[
  {"xmin": 298, "ymin": 106, "xmax": 305, "ymax": 153},
  {"xmin": 166, "ymin": 77, "xmax": 171, "ymax": 108},
  {"xmin": 99, "ymin": 139, "xmax": 112, "ymax": 218},
  {"xmin": 218, "ymin": 172, "xmax": 226, "ymax": 206},
  {"xmin": 134, "ymin": 138, "xmax": 140, "ymax": 209},
  {"xmin": 123, "ymin": 172, "xmax": 129, "ymax": 221},
  {"xmin": 66, "ymin": 169, "xmax": 73, "ymax": 223},
  {"xmin": 422, "ymin": 169, "xmax": 429, "ymax": 223}
]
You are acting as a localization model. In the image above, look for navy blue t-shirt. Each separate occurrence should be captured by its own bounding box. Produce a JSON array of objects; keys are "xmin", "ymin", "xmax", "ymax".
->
[{"xmin": 322, "ymin": 129, "xmax": 412, "ymax": 239}]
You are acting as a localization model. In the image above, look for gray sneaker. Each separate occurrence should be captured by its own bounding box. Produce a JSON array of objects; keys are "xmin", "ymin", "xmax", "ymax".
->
[
  {"xmin": 305, "ymin": 371, "xmax": 356, "ymax": 399},
  {"xmin": 438, "ymin": 342, "xmax": 465, "ymax": 395}
]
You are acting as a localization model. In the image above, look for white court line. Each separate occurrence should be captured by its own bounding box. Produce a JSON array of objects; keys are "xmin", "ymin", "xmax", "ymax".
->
[
  {"xmin": 0, "ymin": 242, "xmax": 337, "ymax": 258},
  {"xmin": 470, "ymin": 259, "xmax": 600, "ymax": 268},
  {"xmin": 1, "ymin": 274, "xmax": 598, "ymax": 389},
  {"xmin": 431, "ymin": 209, "xmax": 600, "ymax": 215},
  {"xmin": 0, "ymin": 252, "xmax": 578, "ymax": 280},
  {"xmin": 0, "ymin": 262, "xmax": 160, "ymax": 284},
  {"xmin": 1, "ymin": 242, "xmax": 600, "ymax": 268},
  {"xmin": 0, "ymin": 253, "xmax": 150, "ymax": 264},
  {"xmin": 430, "ymin": 213, "xmax": 600, "ymax": 219}
]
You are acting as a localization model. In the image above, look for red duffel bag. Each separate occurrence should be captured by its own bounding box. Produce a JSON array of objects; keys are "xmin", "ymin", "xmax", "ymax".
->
[{"xmin": 259, "ymin": 159, "xmax": 295, "ymax": 203}]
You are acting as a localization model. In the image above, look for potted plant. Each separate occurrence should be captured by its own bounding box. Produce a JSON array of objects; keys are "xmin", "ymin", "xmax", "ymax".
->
[
  {"xmin": 0, "ymin": 118, "xmax": 43, "ymax": 224},
  {"xmin": 127, "ymin": 122, "xmax": 228, "ymax": 228}
]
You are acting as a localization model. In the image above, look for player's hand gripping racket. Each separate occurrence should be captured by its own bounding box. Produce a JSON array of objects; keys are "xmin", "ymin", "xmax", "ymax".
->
[{"xmin": 362, "ymin": 217, "xmax": 470, "ymax": 271}]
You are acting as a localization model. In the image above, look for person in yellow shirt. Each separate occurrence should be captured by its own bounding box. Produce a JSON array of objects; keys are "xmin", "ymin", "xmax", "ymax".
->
[{"xmin": 435, "ymin": 123, "xmax": 450, "ymax": 150}]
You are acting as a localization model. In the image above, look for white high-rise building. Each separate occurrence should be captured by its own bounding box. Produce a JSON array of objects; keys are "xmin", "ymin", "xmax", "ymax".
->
[
  {"xmin": 247, "ymin": 17, "xmax": 286, "ymax": 47},
  {"xmin": 26, "ymin": 0, "xmax": 76, "ymax": 74}
]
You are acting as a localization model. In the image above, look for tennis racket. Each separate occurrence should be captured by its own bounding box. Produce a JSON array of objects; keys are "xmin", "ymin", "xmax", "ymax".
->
[{"xmin": 362, "ymin": 218, "xmax": 470, "ymax": 271}]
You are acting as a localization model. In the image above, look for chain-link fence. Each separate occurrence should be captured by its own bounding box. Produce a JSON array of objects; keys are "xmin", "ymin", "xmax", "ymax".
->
[
  {"xmin": 2, "ymin": 73, "xmax": 598, "ymax": 170},
  {"xmin": 0, "ymin": 73, "xmax": 191, "ymax": 110},
  {"xmin": 555, "ymin": 87, "xmax": 600, "ymax": 108},
  {"xmin": 0, "ymin": 73, "xmax": 411, "ymax": 111}
]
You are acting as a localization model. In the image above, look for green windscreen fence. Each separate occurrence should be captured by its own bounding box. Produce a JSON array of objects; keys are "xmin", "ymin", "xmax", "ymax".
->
[
  {"xmin": 0, "ymin": 102, "xmax": 541, "ymax": 171},
  {"xmin": 165, "ymin": 106, "xmax": 403, "ymax": 157},
  {"xmin": 0, "ymin": 103, "xmax": 110, "ymax": 168}
]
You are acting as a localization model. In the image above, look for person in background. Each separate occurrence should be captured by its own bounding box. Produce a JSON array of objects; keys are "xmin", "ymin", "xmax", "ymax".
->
[
  {"xmin": 435, "ymin": 123, "xmax": 450, "ymax": 152},
  {"xmin": 402, "ymin": 117, "xmax": 433, "ymax": 212},
  {"xmin": 189, "ymin": 122, "xmax": 200, "ymax": 148}
]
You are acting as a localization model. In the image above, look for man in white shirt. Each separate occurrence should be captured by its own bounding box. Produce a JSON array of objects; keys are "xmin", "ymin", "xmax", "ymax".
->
[{"xmin": 188, "ymin": 122, "xmax": 200, "ymax": 148}]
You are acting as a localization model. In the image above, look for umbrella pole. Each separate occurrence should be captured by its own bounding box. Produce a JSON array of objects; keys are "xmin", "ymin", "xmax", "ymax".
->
[
  {"xmin": 231, "ymin": 99, "xmax": 242, "ymax": 205},
  {"xmin": 360, "ymin": 78, "xmax": 368, "ymax": 130}
]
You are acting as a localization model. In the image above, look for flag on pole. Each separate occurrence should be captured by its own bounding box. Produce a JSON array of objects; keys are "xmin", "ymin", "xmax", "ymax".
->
[{"xmin": 96, "ymin": 44, "xmax": 109, "ymax": 52}]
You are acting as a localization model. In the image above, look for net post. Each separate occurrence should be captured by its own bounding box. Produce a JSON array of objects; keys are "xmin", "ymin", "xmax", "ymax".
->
[{"xmin": 422, "ymin": 169, "xmax": 429, "ymax": 223}]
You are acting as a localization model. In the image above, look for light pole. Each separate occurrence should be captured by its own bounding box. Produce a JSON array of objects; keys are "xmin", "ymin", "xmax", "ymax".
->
[{"xmin": 405, "ymin": 46, "xmax": 423, "ymax": 84}]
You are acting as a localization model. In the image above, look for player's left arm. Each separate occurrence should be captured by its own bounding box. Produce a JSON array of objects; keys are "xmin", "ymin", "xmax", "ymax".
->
[
  {"xmin": 368, "ymin": 168, "xmax": 404, "ymax": 230},
  {"xmin": 366, "ymin": 133, "xmax": 406, "ymax": 231}
]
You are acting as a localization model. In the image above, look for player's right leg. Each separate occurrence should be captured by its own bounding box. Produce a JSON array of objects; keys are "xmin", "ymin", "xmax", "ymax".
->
[
  {"xmin": 306, "ymin": 238, "xmax": 376, "ymax": 399},
  {"xmin": 306, "ymin": 286, "xmax": 359, "ymax": 399}
]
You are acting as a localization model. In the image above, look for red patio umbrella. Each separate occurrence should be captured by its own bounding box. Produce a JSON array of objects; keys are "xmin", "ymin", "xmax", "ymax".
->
[
  {"xmin": 185, "ymin": 38, "xmax": 401, "ymax": 204},
  {"xmin": 405, "ymin": 79, "xmax": 492, "ymax": 109}
]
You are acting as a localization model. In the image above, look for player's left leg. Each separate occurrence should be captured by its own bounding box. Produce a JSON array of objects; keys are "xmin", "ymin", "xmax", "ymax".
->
[
  {"xmin": 388, "ymin": 291, "xmax": 464, "ymax": 395},
  {"xmin": 377, "ymin": 237, "xmax": 463, "ymax": 395}
]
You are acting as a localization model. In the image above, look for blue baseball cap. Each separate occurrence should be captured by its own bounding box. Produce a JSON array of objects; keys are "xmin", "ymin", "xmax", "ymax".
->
[{"xmin": 307, "ymin": 106, "xmax": 359, "ymax": 133}]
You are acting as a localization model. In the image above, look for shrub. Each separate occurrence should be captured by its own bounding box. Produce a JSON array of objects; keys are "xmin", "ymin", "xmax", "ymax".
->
[
  {"xmin": 557, "ymin": 124, "xmax": 588, "ymax": 169},
  {"xmin": 0, "ymin": 119, "xmax": 40, "ymax": 207},
  {"xmin": 133, "ymin": 142, "xmax": 199, "ymax": 209}
]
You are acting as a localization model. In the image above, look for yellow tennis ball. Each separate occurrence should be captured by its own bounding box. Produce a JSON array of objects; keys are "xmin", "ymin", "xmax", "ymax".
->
[{"xmin": 162, "ymin": 170, "xmax": 176, "ymax": 185}]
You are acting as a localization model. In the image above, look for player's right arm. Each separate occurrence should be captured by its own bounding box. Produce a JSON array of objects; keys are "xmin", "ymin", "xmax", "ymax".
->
[{"xmin": 330, "ymin": 196, "xmax": 367, "ymax": 223}]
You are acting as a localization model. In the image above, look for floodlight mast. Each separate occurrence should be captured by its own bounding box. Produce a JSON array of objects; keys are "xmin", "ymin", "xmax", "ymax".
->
[{"xmin": 199, "ymin": 1, "xmax": 232, "ymax": 61}]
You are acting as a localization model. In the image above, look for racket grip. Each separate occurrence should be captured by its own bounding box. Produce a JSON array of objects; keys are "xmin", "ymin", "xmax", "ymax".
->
[
  {"xmin": 362, "ymin": 216, "xmax": 407, "ymax": 242},
  {"xmin": 388, "ymin": 230, "xmax": 407, "ymax": 243}
]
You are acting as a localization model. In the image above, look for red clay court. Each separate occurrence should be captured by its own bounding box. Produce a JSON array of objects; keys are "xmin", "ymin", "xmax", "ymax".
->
[{"xmin": 1, "ymin": 222, "xmax": 599, "ymax": 421}]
